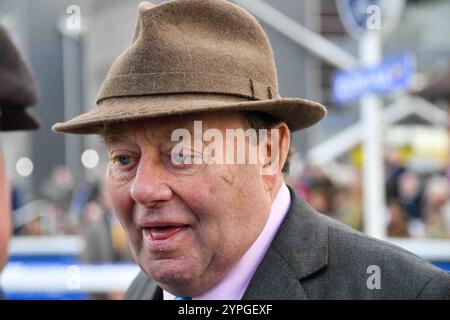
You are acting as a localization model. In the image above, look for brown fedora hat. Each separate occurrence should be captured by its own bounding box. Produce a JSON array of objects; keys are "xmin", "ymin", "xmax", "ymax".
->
[
  {"xmin": 53, "ymin": 0, "xmax": 326, "ymax": 134},
  {"xmin": 0, "ymin": 25, "xmax": 40, "ymax": 131}
]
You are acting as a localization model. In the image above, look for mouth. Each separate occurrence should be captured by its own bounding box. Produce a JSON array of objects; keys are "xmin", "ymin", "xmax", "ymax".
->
[{"xmin": 143, "ymin": 225, "xmax": 187, "ymax": 241}]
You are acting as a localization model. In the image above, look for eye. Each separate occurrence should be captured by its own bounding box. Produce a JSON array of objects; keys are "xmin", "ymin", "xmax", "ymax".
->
[
  {"xmin": 164, "ymin": 148, "xmax": 204, "ymax": 175},
  {"xmin": 118, "ymin": 155, "xmax": 131, "ymax": 165},
  {"xmin": 171, "ymin": 151, "xmax": 191, "ymax": 165},
  {"xmin": 113, "ymin": 154, "xmax": 133, "ymax": 166}
]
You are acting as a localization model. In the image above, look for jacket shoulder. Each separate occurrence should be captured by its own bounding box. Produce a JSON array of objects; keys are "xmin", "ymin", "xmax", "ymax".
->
[{"xmin": 311, "ymin": 213, "xmax": 450, "ymax": 299}]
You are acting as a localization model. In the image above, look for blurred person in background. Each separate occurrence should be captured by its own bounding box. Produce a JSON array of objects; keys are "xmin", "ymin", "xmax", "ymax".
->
[
  {"xmin": 80, "ymin": 186, "xmax": 131, "ymax": 299},
  {"xmin": 335, "ymin": 172, "xmax": 363, "ymax": 231},
  {"xmin": 79, "ymin": 181, "xmax": 131, "ymax": 261},
  {"xmin": 80, "ymin": 185, "xmax": 114, "ymax": 300},
  {"xmin": 385, "ymin": 147, "xmax": 406, "ymax": 202},
  {"xmin": 308, "ymin": 175, "xmax": 337, "ymax": 217},
  {"xmin": 98, "ymin": 191, "xmax": 133, "ymax": 262},
  {"xmin": 41, "ymin": 166, "xmax": 75, "ymax": 217},
  {"xmin": 423, "ymin": 176, "xmax": 450, "ymax": 238},
  {"xmin": 36, "ymin": 166, "xmax": 82, "ymax": 236},
  {"xmin": 10, "ymin": 180, "xmax": 25, "ymax": 212},
  {"xmin": 387, "ymin": 199, "xmax": 410, "ymax": 238},
  {"xmin": 0, "ymin": 25, "xmax": 40, "ymax": 299},
  {"xmin": 53, "ymin": 0, "xmax": 450, "ymax": 300},
  {"xmin": 80, "ymin": 183, "xmax": 114, "ymax": 263},
  {"xmin": 397, "ymin": 170, "xmax": 422, "ymax": 221},
  {"xmin": 397, "ymin": 170, "xmax": 425, "ymax": 237},
  {"xmin": 292, "ymin": 164, "xmax": 331, "ymax": 207}
]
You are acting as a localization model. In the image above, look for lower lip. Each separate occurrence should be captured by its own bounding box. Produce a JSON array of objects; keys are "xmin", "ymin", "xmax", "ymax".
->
[{"xmin": 142, "ymin": 226, "xmax": 187, "ymax": 249}]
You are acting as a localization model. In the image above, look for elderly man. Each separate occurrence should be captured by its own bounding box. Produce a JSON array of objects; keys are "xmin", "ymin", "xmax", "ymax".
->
[
  {"xmin": 0, "ymin": 25, "xmax": 40, "ymax": 298},
  {"xmin": 53, "ymin": 0, "xmax": 450, "ymax": 299}
]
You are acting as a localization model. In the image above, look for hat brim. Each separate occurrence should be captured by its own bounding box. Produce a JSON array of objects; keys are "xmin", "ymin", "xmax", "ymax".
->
[
  {"xmin": 1, "ymin": 108, "xmax": 40, "ymax": 131},
  {"xmin": 52, "ymin": 95, "xmax": 326, "ymax": 134}
]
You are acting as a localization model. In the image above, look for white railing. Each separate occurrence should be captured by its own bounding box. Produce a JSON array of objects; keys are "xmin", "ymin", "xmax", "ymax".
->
[
  {"xmin": 387, "ymin": 238, "xmax": 450, "ymax": 262},
  {"xmin": 1, "ymin": 263, "xmax": 139, "ymax": 293},
  {"xmin": 8, "ymin": 235, "xmax": 84, "ymax": 256},
  {"xmin": 3, "ymin": 236, "xmax": 139, "ymax": 293}
]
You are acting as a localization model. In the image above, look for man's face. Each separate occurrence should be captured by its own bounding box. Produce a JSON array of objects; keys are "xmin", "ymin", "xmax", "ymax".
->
[{"xmin": 103, "ymin": 111, "xmax": 274, "ymax": 296}]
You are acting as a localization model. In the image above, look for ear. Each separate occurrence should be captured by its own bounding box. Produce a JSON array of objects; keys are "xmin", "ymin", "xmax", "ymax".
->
[{"xmin": 259, "ymin": 122, "xmax": 291, "ymax": 194}]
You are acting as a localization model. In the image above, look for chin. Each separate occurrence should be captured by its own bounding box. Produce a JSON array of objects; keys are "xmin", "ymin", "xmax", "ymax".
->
[{"xmin": 141, "ymin": 256, "xmax": 197, "ymax": 289}]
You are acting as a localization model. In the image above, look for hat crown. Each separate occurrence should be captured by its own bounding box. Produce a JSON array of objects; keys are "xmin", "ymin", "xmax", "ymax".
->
[
  {"xmin": 97, "ymin": 0, "xmax": 279, "ymax": 103},
  {"xmin": 53, "ymin": 0, "xmax": 326, "ymax": 135}
]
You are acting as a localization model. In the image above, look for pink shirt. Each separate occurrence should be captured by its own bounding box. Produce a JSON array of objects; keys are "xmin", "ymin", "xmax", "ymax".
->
[{"xmin": 164, "ymin": 183, "xmax": 291, "ymax": 300}]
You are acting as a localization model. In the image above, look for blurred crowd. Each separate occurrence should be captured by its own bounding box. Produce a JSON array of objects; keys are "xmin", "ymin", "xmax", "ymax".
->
[
  {"xmin": 11, "ymin": 165, "xmax": 132, "ymax": 263},
  {"xmin": 288, "ymin": 151, "xmax": 450, "ymax": 239}
]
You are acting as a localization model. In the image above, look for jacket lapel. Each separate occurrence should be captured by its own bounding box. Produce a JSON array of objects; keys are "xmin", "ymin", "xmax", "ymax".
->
[
  {"xmin": 242, "ymin": 244, "xmax": 308, "ymax": 299},
  {"xmin": 152, "ymin": 286, "xmax": 163, "ymax": 300},
  {"xmin": 243, "ymin": 185, "xmax": 328, "ymax": 300}
]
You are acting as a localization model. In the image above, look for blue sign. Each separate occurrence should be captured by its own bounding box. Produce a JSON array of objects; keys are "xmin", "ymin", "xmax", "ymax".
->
[{"xmin": 331, "ymin": 54, "xmax": 415, "ymax": 105}]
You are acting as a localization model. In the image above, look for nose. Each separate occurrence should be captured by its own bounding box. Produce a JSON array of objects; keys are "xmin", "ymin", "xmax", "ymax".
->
[{"xmin": 130, "ymin": 157, "xmax": 173, "ymax": 207}]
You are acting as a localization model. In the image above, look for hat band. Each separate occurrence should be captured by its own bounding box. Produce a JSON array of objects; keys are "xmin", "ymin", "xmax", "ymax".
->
[{"xmin": 96, "ymin": 72, "xmax": 277, "ymax": 103}]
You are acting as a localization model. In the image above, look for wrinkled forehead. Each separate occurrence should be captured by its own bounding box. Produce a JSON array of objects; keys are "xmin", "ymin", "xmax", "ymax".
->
[{"xmin": 100, "ymin": 111, "xmax": 247, "ymax": 146}]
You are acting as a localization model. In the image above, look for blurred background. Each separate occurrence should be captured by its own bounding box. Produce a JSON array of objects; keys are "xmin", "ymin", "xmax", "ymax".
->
[{"xmin": 0, "ymin": 0, "xmax": 450, "ymax": 299}]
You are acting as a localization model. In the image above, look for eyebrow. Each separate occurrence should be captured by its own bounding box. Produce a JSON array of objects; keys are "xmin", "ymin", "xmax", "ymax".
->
[
  {"xmin": 100, "ymin": 120, "xmax": 214, "ymax": 149},
  {"xmin": 100, "ymin": 125, "xmax": 131, "ymax": 147},
  {"xmin": 100, "ymin": 123, "xmax": 174, "ymax": 151}
]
